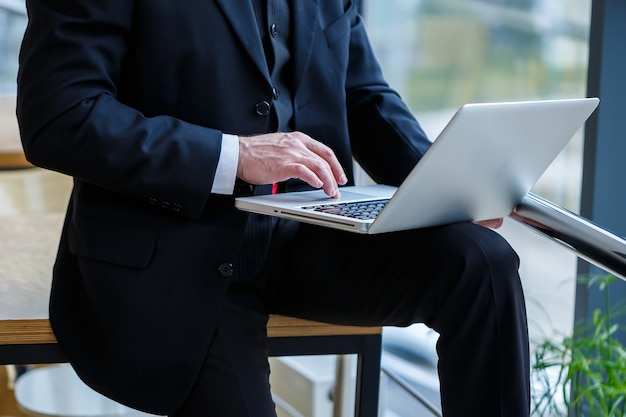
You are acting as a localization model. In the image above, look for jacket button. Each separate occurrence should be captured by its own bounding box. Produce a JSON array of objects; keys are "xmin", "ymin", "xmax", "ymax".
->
[
  {"xmin": 270, "ymin": 23, "xmax": 278, "ymax": 38},
  {"xmin": 218, "ymin": 263, "xmax": 234, "ymax": 278},
  {"xmin": 255, "ymin": 101, "xmax": 271, "ymax": 116}
]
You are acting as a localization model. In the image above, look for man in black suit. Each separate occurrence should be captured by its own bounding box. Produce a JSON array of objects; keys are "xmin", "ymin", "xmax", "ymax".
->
[{"xmin": 17, "ymin": 0, "xmax": 530, "ymax": 416}]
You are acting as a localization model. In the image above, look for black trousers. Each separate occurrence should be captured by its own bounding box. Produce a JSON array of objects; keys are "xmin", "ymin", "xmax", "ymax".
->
[{"xmin": 170, "ymin": 219, "xmax": 530, "ymax": 417}]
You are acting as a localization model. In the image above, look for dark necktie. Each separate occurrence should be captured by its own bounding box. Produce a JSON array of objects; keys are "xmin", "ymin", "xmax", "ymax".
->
[{"xmin": 235, "ymin": 0, "xmax": 292, "ymax": 281}]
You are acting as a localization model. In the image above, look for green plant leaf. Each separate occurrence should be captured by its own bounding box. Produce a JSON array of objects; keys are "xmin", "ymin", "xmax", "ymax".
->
[{"xmin": 531, "ymin": 274, "xmax": 626, "ymax": 416}]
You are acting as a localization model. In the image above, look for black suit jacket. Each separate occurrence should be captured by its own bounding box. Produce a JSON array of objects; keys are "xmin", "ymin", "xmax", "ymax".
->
[{"xmin": 17, "ymin": 0, "xmax": 431, "ymax": 413}]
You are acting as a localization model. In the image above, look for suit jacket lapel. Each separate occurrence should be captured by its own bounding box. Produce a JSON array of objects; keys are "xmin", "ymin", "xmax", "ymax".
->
[
  {"xmin": 215, "ymin": 0, "xmax": 319, "ymax": 97},
  {"xmin": 291, "ymin": 0, "xmax": 319, "ymax": 93},
  {"xmin": 215, "ymin": 0, "xmax": 270, "ymax": 82}
]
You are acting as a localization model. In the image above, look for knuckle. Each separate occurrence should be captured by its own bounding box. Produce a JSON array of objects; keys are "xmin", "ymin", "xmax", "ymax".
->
[
  {"xmin": 285, "ymin": 163, "xmax": 305, "ymax": 177},
  {"xmin": 307, "ymin": 158, "xmax": 327, "ymax": 172},
  {"xmin": 293, "ymin": 164, "xmax": 312, "ymax": 177}
]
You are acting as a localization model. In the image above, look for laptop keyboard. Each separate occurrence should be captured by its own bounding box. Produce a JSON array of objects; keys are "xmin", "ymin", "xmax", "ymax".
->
[{"xmin": 302, "ymin": 199, "xmax": 389, "ymax": 220}]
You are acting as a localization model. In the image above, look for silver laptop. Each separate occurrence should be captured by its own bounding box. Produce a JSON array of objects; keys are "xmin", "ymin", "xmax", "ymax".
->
[{"xmin": 235, "ymin": 98, "xmax": 599, "ymax": 234}]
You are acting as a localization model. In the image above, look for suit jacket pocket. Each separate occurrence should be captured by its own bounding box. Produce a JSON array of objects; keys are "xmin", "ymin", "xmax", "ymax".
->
[{"xmin": 68, "ymin": 215, "xmax": 158, "ymax": 269}]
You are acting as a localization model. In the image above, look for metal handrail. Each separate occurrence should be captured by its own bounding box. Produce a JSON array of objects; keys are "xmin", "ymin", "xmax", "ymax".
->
[
  {"xmin": 381, "ymin": 366, "xmax": 443, "ymax": 417},
  {"xmin": 510, "ymin": 192, "xmax": 626, "ymax": 281},
  {"xmin": 0, "ymin": 0, "xmax": 25, "ymax": 15}
]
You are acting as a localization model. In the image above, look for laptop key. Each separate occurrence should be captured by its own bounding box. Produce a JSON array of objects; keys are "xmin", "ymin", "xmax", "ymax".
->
[{"xmin": 302, "ymin": 199, "xmax": 389, "ymax": 220}]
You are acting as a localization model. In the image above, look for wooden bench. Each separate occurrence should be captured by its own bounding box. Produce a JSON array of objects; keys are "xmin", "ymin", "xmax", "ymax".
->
[
  {"xmin": 0, "ymin": 214, "xmax": 382, "ymax": 417},
  {"xmin": 0, "ymin": 316, "xmax": 382, "ymax": 417}
]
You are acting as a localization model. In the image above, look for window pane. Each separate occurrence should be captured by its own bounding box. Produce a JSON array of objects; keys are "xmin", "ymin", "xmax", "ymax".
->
[
  {"xmin": 363, "ymin": 0, "xmax": 591, "ymax": 210},
  {"xmin": 0, "ymin": 2, "xmax": 27, "ymax": 94}
]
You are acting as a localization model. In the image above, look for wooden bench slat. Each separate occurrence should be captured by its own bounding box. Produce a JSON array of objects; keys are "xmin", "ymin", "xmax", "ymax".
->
[
  {"xmin": 0, "ymin": 316, "xmax": 381, "ymax": 346},
  {"xmin": 267, "ymin": 315, "xmax": 382, "ymax": 338},
  {"xmin": 0, "ymin": 319, "xmax": 55, "ymax": 345},
  {"xmin": 0, "ymin": 152, "xmax": 32, "ymax": 169}
]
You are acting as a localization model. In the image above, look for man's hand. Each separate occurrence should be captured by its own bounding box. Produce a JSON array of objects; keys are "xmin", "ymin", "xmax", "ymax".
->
[{"xmin": 237, "ymin": 131, "xmax": 348, "ymax": 197}]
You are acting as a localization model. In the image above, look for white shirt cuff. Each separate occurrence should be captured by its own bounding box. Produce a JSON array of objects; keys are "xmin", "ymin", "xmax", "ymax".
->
[{"xmin": 211, "ymin": 133, "xmax": 239, "ymax": 195}]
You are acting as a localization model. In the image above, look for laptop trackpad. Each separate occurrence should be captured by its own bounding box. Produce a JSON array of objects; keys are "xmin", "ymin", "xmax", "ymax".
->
[{"xmin": 298, "ymin": 190, "xmax": 379, "ymax": 203}]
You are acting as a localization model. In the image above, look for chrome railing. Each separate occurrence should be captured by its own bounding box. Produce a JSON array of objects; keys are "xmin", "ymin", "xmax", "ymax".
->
[
  {"xmin": 511, "ymin": 192, "xmax": 626, "ymax": 281},
  {"xmin": 381, "ymin": 366, "xmax": 443, "ymax": 417}
]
